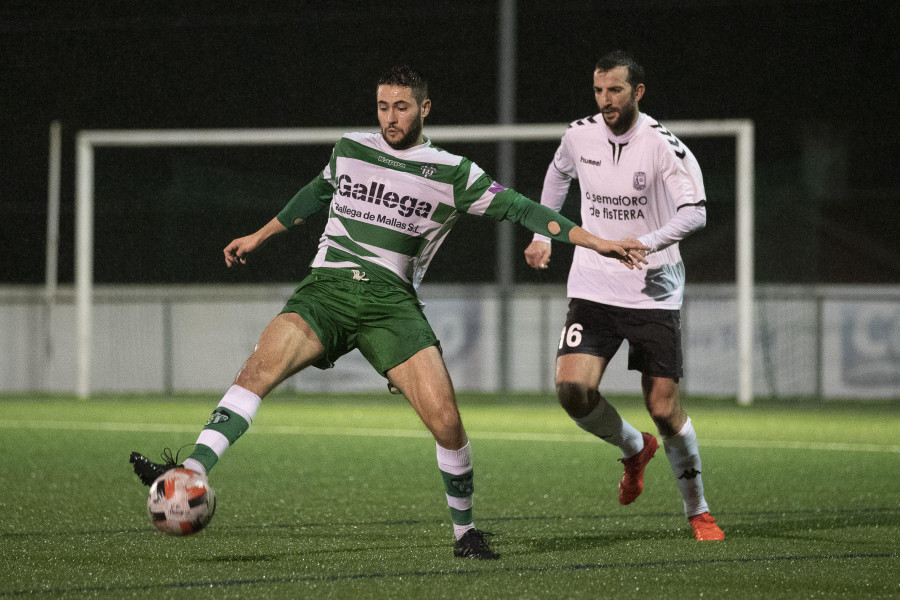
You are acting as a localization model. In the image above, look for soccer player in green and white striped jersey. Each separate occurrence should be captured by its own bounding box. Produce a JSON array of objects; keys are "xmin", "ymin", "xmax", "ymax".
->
[{"xmin": 130, "ymin": 65, "xmax": 648, "ymax": 560}]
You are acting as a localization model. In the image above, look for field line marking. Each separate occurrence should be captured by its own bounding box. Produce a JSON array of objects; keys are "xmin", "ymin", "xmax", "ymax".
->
[{"xmin": 2, "ymin": 419, "xmax": 899, "ymax": 453}]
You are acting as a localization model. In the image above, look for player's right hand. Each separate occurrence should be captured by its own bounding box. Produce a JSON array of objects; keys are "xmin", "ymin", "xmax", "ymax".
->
[
  {"xmin": 524, "ymin": 240, "xmax": 552, "ymax": 269},
  {"xmin": 223, "ymin": 217, "xmax": 288, "ymax": 267},
  {"xmin": 223, "ymin": 235, "xmax": 260, "ymax": 267}
]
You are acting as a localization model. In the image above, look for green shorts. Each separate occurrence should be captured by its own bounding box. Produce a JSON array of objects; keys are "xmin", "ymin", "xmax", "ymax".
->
[{"xmin": 280, "ymin": 268, "xmax": 439, "ymax": 375}]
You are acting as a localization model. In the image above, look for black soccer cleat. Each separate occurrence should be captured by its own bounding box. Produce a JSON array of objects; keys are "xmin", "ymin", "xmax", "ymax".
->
[
  {"xmin": 453, "ymin": 529, "xmax": 499, "ymax": 560},
  {"xmin": 130, "ymin": 449, "xmax": 181, "ymax": 486}
]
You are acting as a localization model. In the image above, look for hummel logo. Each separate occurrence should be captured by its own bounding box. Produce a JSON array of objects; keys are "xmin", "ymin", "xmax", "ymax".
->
[
  {"xmin": 580, "ymin": 156, "xmax": 602, "ymax": 167},
  {"xmin": 678, "ymin": 468, "xmax": 701, "ymax": 480},
  {"xmin": 351, "ymin": 270, "xmax": 369, "ymax": 282}
]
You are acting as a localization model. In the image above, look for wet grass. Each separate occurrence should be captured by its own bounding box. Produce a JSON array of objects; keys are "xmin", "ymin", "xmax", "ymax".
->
[{"xmin": 1, "ymin": 393, "xmax": 897, "ymax": 598}]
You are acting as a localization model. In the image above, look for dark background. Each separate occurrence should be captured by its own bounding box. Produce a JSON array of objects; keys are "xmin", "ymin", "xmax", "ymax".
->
[{"xmin": 2, "ymin": 0, "xmax": 898, "ymax": 285}]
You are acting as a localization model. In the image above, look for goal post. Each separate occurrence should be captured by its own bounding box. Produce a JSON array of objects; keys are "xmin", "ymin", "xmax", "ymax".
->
[{"xmin": 73, "ymin": 120, "xmax": 755, "ymax": 403}]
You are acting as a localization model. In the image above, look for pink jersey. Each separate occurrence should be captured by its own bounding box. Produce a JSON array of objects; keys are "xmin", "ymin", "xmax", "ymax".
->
[{"xmin": 537, "ymin": 113, "xmax": 706, "ymax": 309}]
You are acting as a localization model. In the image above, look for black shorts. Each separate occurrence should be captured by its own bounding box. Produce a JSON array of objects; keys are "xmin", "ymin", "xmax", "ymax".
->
[{"xmin": 557, "ymin": 298, "xmax": 683, "ymax": 380}]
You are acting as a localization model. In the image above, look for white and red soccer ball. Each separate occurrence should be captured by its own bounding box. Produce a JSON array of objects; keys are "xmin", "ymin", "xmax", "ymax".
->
[{"xmin": 147, "ymin": 468, "xmax": 216, "ymax": 536}]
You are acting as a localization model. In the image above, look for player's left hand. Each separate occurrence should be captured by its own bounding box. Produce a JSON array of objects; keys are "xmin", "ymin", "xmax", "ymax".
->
[
  {"xmin": 617, "ymin": 238, "xmax": 649, "ymax": 270},
  {"xmin": 568, "ymin": 227, "xmax": 648, "ymax": 269}
]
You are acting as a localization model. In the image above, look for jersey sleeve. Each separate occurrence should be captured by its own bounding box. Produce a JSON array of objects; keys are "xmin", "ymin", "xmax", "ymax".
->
[
  {"xmin": 275, "ymin": 173, "xmax": 335, "ymax": 229},
  {"xmin": 638, "ymin": 203, "xmax": 706, "ymax": 252},
  {"xmin": 449, "ymin": 158, "xmax": 576, "ymax": 243},
  {"xmin": 636, "ymin": 139, "xmax": 707, "ymax": 251},
  {"xmin": 658, "ymin": 139, "xmax": 706, "ymax": 209},
  {"xmin": 450, "ymin": 158, "xmax": 502, "ymax": 216},
  {"xmin": 275, "ymin": 143, "xmax": 339, "ymax": 229},
  {"xmin": 497, "ymin": 189, "xmax": 577, "ymax": 243},
  {"xmin": 552, "ymin": 134, "xmax": 578, "ymax": 179},
  {"xmin": 533, "ymin": 137, "xmax": 576, "ymax": 243}
]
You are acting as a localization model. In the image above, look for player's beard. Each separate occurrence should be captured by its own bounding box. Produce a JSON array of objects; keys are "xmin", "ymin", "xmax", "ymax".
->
[
  {"xmin": 602, "ymin": 97, "xmax": 639, "ymax": 136},
  {"xmin": 383, "ymin": 110, "xmax": 424, "ymax": 150}
]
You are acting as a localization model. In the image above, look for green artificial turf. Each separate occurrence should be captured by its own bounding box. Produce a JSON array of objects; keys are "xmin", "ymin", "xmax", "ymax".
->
[{"xmin": 1, "ymin": 393, "xmax": 897, "ymax": 598}]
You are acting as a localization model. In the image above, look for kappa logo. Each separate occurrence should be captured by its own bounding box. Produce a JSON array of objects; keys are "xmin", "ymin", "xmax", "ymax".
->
[
  {"xmin": 206, "ymin": 409, "xmax": 231, "ymax": 426},
  {"xmin": 678, "ymin": 468, "xmax": 702, "ymax": 480},
  {"xmin": 420, "ymin": 163, "xmax": 437, "ymax": 178},
  {"xmin": 633, "ymin": 171, "xmax": 647, "ymax": 190},
  {"xmin": 377, "ymin": 155, "xmax": 406, "ymax": 168}
]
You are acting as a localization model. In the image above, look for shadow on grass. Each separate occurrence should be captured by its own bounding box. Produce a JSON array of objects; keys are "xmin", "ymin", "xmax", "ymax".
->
[
  {"xmin": 717, "ymin": 506, "xmax": 900, "ymax": 540},
  {"xmin": 6, "ymin": 507, "xmax": 896, "ymax": 547}
]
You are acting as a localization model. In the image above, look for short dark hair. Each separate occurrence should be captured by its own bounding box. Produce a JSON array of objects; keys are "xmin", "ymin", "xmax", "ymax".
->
[
  {"xmin": 595, "ymin": 51, "xmax": 645, "ymax": 88},
  {"xmin": 377, "ymin": 65, "xmax": 429, "ymax": 105}
]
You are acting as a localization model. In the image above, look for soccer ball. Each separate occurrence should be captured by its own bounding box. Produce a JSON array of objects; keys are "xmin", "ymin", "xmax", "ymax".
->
[{"xmin": 146, "ymin": 468, "xmax": 216, "ymax": 536}]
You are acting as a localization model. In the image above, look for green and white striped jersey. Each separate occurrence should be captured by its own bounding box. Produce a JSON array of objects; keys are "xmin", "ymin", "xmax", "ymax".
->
[{"xmin": 280, "ymin": 132, "xmax": 530, "ymax": 289}]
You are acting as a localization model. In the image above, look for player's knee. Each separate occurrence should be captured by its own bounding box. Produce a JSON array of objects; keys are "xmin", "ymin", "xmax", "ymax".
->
[
  {"xmin": 646, "ymin": 396, "xmax": 684, "ymax": 436},
  {"xmin": 424, "ymin": 406, "xmax": 464, "ymax": 446},
  {"xmin": 556, "ymin": 381, "xmax": 595, "ymax": 419},
  {"xmin": 233, "ymin": 357, "xmax": 285, "ymax": 396},
  {"xmin": 431, "ymin": 420, "xmax": 465, "ymax": 449},
  {"xmin": 648, "ymin": 409, "xmax": 674, "ymax": 434}
]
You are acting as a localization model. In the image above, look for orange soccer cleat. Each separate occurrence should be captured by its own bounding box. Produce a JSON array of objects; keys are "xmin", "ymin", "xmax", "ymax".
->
[
  {"xmin": 618, "ymin": 432, "xmax": 658, "ymax": 505},
  {"xmin": 689, "ymin": 512, "xmax": 725, "ymax": 540}
]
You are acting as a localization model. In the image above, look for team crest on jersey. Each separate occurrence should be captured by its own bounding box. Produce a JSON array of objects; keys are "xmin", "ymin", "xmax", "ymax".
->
[
  {"xmin": 633, "ymin": 172, "xmax": 647, "ymax": 190},
  {"xmin": 420, "ymin": 164, "xmax": 437, "ymax": 178}
]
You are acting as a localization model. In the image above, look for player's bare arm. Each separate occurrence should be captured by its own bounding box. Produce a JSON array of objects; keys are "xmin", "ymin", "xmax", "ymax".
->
[
  {"xmin": 224, "ymin": 217, "xmax": 288, "ymax": 267},
  {"xmin": 525, "ymin": 233, "xmax": 648, "ymax": 271},
  {"xmin": 568, "ymin": 226, "xmax": 649, "ymax": 270}
]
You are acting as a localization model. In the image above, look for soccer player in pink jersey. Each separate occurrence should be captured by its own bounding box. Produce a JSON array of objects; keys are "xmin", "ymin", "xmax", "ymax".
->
[{"xmin": 525, "ymin": 51, "xmax": 724, "ymax": 541}]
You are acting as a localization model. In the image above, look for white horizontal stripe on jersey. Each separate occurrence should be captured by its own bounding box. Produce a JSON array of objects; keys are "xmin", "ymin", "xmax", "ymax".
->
[{"xmin": 466, "ymin": 188, "xmax": 497, "ymax": 217}]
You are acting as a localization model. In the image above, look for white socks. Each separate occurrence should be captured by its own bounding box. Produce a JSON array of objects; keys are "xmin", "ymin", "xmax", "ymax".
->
[
  {"xmin": 189, "ymin": 385, "xmax": 262, "ymax": 474},
  {"xmin": 573, "ymin": 398, "xmax": 644, "ymax": 458},
  {"xmin": 662, "ymin": 417, "xmax": 709, "ymax": 517},
  {"xmin": 436, "ymin": 442, "xmax": 475, "ymax": 540},
  {"xmin": 573, "ymin": 397, "xmax": 711, "ymax": 517}
]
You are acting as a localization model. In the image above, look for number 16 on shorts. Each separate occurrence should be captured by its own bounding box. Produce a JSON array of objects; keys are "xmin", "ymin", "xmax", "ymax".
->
[{"xmin": 560, "ymin": 323, "xmax": 583, "ymax": 349}]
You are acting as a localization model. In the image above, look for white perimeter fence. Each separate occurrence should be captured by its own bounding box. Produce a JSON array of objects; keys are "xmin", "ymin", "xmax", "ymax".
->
[{"xmin": 1, "ymin": 283, "xmax": 897, "ymax": 400}]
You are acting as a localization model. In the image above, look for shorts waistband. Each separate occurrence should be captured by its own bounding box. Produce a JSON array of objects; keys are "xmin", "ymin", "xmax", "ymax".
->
[{"xmin": 309, "ymin": 267, "xmax": 415, "ymax": 293}]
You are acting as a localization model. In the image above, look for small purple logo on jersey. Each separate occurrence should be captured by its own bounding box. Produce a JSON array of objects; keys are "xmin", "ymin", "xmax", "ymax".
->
[
  {"xmin": 488, "ymin": 182, "xmax": 507, "ymax": 194},
  {"xmin": 633, "ymin": 172, "xmax": 647, "ymax": 190},
  {"xmin": 420, "ymin": 164, "xmax": 437, "ymax": 178}
]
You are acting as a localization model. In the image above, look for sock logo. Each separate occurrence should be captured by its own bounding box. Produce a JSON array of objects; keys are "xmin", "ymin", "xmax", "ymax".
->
[
  {"xmin": 678, "ymin": 468, "xmax": 701, "ymax": 480},
  {"xmin": 206, "ymin": 409, "xmax": 231, "ymax": 426},
  {"xmin": 451, "ymin": 478, "xmax": 474, "ymax": 495},
  {"xmin": 449, "ymin": 473, "xmax": 474, "ymax": 495}
]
